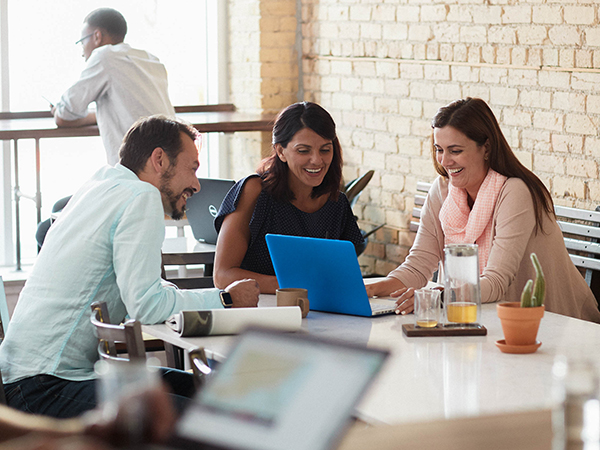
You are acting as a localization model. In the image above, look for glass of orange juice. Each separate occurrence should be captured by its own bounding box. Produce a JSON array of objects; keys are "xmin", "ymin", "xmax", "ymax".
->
[
  {"xmin": 444, "ymin": 244, "xmax": 481, "ymax": 325},
  {"xmin": 414, "ymin": 289, "xmax": 441, "ymax": 328}
]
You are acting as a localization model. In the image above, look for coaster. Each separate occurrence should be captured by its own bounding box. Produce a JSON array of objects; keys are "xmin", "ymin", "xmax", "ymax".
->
[
  {"xmin": 402, "ymin": 323, "xmax": 487, "ymax": 337},
  {"xmin": 495, "ymin": 339, "xmax": 542, "ymax": 354}
]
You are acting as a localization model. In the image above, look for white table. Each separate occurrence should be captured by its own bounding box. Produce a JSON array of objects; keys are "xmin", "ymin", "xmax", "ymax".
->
[{"xmin": 143, "ymin": 297, "xmax": 600, "ymax": 426}]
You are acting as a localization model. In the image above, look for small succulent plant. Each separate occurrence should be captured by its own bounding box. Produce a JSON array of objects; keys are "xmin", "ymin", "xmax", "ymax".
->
[{"xmin": 520, "ymin": 253, "xmax": 545, "ymax": 308}]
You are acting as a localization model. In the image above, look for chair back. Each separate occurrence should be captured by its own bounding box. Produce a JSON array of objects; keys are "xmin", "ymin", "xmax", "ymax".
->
[
  {"xmin": 36, "ymin": 195, "xmax": 73, "ymax": 250},
  {"xmin": 554, "ymin": 206, "xmax": 600, "ymax": 305},
  {"xmin": 410, "ymin": 181, "xmax": 433, "ymax": 233},
  {"xmin": 189, "ymin": 347, "xmax": 212, "ymax": 389},
  {"xmin": 554, "ymin": 206, "xmax": 600, "ymax": 272},
  {"xmin": 343, "ymin": 170, "xmax": 374, "ymax": 209},
  {"xmin": 90, "ymin": 302, "xmax": 146, "ymax": 362}
]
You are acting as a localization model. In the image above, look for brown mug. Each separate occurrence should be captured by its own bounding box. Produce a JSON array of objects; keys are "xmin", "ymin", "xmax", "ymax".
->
[{"xmin": 276, "ymin": 288, "xmax": 310, "ymax": 318}]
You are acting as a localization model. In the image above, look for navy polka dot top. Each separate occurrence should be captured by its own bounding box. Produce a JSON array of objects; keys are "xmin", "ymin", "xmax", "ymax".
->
[{"xmin": 215, "ymin": 174, "xmax": 365, "ymax": 276}]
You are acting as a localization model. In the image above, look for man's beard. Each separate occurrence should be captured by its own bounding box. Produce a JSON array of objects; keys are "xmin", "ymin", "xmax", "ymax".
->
[{"xmin": 160, "ymin": 169, "xmax": 186, "ymax": 220}]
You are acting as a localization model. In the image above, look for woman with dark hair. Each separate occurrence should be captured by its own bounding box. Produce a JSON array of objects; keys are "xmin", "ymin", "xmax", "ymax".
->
[
  {"xmin": 214, "ymin": 102, "xmax": 364, "ymax": 294},
  {"xmin": 367, "ymin": 98, "xmax": 600, "ymax": 323}
]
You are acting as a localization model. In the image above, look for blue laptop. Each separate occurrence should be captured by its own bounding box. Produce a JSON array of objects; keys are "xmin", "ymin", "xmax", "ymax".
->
[{"xmin": 266, "ymin": 234, "xmax": 396, "ymax": 317}]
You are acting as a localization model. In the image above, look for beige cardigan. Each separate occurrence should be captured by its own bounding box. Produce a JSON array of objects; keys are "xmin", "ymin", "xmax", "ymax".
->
[{"xmin": 389, "ymin": 176, "xmax": 600, "ymax": 323}]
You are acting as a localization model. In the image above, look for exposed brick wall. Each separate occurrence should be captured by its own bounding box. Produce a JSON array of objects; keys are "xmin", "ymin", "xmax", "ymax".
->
[
  {"xmin": 227, "ymin": 0, "xmax": 299, "ymax": 180},
  {"xmin": 299, "ymin": 0, "xmax": 600, "ymax": 275}
]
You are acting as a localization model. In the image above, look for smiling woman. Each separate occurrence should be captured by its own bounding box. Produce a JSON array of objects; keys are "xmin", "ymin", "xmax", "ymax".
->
[
  {"xmin": 212, "ymin": 102, "xmax": 365, "ymax": 294},
  {"xmin": 366, "ymin": 98, "xmax": 600, "ymax": 324},
  {"xmin": 433, "ymin": 126, "xmax": 489, "ymax": 207}
]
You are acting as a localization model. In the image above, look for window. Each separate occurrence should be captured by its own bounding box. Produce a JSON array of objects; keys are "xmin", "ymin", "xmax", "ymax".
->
[{"xmin": 1, "ymin": 0, "xmax": 226, "ymax": 266}]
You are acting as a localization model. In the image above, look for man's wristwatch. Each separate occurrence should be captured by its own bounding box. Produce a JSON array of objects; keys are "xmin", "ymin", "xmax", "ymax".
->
[{"xmin": 219, "ymin": 290, "xmax": 233, "ymax": 308}]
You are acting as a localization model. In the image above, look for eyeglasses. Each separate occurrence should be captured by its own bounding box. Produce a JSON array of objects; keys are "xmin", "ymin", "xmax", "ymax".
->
[{"xmin": 75, "ymin": 34, "xmax": 93, "ymax": 45}]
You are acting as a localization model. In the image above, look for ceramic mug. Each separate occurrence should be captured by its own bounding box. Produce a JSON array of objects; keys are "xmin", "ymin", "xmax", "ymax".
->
[{"xmin": 276, "ymin": 288, "xmax": 309, "ymax": 318}]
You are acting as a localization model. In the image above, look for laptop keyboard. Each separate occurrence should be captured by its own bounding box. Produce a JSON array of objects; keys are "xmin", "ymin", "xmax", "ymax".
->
[{"xmin": 369, "ymin": 298, "xmax": 396, "ymax": 311}]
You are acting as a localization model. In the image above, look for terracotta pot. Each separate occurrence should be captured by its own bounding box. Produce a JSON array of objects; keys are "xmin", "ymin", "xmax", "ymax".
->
[{"xmin": 497, "ymin": 302, "xmax": 545, "ymax": 346}]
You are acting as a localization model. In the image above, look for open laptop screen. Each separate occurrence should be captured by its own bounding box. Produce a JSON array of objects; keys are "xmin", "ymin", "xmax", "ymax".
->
[
  {"xmin": 185, "ymin": 178, "xmax": 235, "ymax": 244},
  {"xmin": 174, "ymin": 328, "xmax": 388, "ymax": 450}
]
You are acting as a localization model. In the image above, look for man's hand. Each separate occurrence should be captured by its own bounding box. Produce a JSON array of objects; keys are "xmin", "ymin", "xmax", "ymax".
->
[
  {"xmin": 54, "ymin": 112, "xmax": 97, "ymax": 128},
  {"xmin": 225, "ymin": 279, "xmax": 260, "ymax": 308}
]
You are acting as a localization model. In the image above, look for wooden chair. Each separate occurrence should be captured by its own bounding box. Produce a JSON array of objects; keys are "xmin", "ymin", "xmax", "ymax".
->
[
  {"xmin": 90, "ymin": 302, "xmax": 213, "ymax": 386},
  {"xmin": 90, "ymin": 302, "xmax": 146, "ymax": 362},
  {"xmin": 188, "ymin": 348, "xmax": 212, "ymax": 390}
]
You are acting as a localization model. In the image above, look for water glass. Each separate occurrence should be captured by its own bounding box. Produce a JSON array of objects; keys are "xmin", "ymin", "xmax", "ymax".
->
[
  {"xmin": 552, "ymin": 355, "xmax": 600, "ymax": 450},
  {"xmin": 95, "ymin": 359, "xmax": 160, "ymax": 445},
  {"xmin": 444, "ymin": 244, "xmax": 481, "ymax": 325},
  {"xmin": 414, "ymin": 289, "xmax": 441, "ymax": 328}
]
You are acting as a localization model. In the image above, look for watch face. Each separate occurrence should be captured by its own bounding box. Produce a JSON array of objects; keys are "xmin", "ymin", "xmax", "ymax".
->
[{"xmin": 221, "ymin": 291, "xmax": 233, "ymax": 307}]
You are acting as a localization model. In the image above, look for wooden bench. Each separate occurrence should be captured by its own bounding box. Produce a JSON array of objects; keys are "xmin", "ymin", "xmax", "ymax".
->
[{"xmin": 410, "ymin": 181, "xmax": 600, "ymax": 304}]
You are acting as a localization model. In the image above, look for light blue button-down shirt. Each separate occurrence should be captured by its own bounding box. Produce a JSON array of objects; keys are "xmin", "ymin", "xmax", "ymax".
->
[
  {"xmin": 0, "ymin": 164, "xmax": 222, "ymax": 383},
  {"xmin": 55, "ymin": 43, "xmax": 175, "ymax": 165}
]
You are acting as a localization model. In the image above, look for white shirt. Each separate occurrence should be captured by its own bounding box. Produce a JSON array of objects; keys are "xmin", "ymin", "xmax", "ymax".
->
[
  {"xmin": 55, "ymin": 43, "xmax": 175, "ymax": 165},
  {"xmin": 0, "ymin": 164, "xmax": 222, "ymax": 383}
]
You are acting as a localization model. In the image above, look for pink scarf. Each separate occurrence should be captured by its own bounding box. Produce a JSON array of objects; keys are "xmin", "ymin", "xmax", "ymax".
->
[{"xmin": 439, "ymin": 169, "xmax": 507, "ymax": 273}]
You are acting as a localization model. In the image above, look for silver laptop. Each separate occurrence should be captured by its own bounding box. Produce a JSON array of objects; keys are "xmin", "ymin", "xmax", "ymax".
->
[
  {"xmin": 185, "ymin": 178, "xmax": 235, "ymax": 244},
  {"xmin": 170, "ymin": 327, "xmax": 389, "ymax": 450},
  {"xmin": 266, "ymin": 234, "xmax": 397, "ymax": 317}
]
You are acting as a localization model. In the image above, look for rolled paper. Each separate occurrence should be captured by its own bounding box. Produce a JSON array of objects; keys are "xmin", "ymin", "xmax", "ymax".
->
[{"xmin": 166, "ymin": 306, "xmax": 302, "ymax": 336}]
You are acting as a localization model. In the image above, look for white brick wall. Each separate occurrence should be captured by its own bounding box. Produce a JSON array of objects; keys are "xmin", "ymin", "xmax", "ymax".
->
[{"xmin": 294, "ymin": 0, "xmax": 600, "ymax": 274}]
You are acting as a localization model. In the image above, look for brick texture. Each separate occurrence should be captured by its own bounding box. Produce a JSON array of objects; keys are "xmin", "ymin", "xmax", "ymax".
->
[
  {"xmin": 227, "ymin": 0, "xmax": 600, "ymax": 276},
  {"xmin": 228, "ymin": 0, "xmax": 298, "ymax": 180}
]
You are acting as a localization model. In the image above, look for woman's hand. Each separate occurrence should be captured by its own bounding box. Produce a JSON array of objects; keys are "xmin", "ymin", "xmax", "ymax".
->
[
  {"xmin": 365, "ymin": 277, "xmax": 405, "ymax": 298},
  {"xmin": 214, "ymin": 177, "xmax": 279, "ymax": 293},
  {"xmin": 393, "ymin": 287, "xmax": 415, "ymax": 315}
]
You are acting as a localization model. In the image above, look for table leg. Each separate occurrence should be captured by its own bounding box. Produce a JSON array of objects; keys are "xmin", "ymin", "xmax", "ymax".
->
[{"xmin": 164, "ymin": 342, "xmax": 185, "ymax": 370}]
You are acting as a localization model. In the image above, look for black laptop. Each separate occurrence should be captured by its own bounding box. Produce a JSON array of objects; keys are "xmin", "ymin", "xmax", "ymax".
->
[{"xmin": 185, "ymin": 178, "xmax": 235, "ymax": 244}]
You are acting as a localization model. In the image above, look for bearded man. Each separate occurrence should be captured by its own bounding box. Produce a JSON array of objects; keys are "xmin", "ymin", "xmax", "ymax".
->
[{"xmin": 0, "ymin": 116, "xmax": 259, "ymax": 418}]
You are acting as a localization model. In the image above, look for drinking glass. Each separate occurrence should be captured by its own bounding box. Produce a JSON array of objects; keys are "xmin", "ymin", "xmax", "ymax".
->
[
  {"xmin": 552, "ymin": 355, "xmax": 600, "ymax": 450},
  {"xmin": 414, "ymin": 289, "xmax": 441, "ymax": 328},
  {"xmin": 444, "ymin": 244, "xmax": 481, "ymax": 325},
  {"xmin": 95, "ymin": 359, "xmax": 160, "ymax": 445}
]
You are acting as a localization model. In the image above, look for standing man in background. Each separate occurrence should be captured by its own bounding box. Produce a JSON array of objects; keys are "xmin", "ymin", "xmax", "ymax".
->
[{"xmin": 52, "ymin": 8, "xmax": 175, "ymax": 165}]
